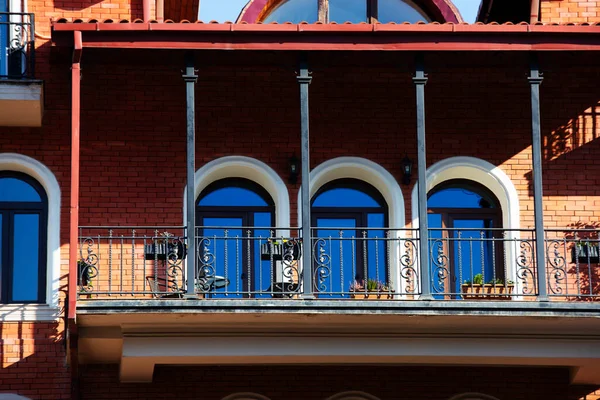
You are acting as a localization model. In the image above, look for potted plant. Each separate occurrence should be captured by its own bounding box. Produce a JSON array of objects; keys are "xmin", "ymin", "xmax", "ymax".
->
[
  {"xmin": 349, "ymin": 278, "xmax": 393, "ymax": 299},
  {"xmin": 260, "ymin": 238, "xmax": 301, "ymax": 261},
  {"xmin": 461, "ymin": 273, "xmax": 514, "ymax": 300},
  {"xmin": 571, "ymin": 241, "xmax": 600, "ymax": 263},
  {"xmin": 144, "ymin": 232, "xmax": 187, "ymax": 261},
  {"xmin": 77, "ymin": 259, "xmax": 95, "ymax": 288}
]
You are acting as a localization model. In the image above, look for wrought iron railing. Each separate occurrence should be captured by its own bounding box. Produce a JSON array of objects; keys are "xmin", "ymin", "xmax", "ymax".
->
[
  {"xmin": 428, "ymin": 228, "xmax": 537, "ymax": 299},
  {"xmin": 0, "ymin": 12, "xmax": 35, "ymax": 79},
  {"xmin": 545, "ymin": 229, "xmax": 600, "ymax": 300},
  {"xmin": 76, "ymin": 226, "xmax": 600, "ymax": 301}
]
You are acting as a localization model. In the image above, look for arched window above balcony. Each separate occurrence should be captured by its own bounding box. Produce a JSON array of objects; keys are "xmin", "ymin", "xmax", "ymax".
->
[
  {"xmin": 240, "ymin": 0, "xmax": 460, "ymax": 23},
  {"xmin": 0, "ymin": 172, "xmax": 48, "ymax": 304}
]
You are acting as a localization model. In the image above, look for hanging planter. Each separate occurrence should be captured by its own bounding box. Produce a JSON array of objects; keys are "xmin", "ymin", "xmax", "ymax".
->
[
  {"xmin": 571, "ymin": 243, "xmax": 600, "ymax": 264},
  {"xmin": 260, "ymin": 239, "xmax": 302, "ymax": 261},
  {"xmin": 144, "ymin": 241, "xmax": 187, "ymax": 261}
]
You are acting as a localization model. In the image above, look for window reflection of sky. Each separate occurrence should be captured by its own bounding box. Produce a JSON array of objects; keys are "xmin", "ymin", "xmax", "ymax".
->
[
  {"xmin": 312, "ymin": 187, "xmax": 382, "ymax": 207},
  {"xmin": 198, "ymin": 186, "xmax": 269, "ymax": 207},
  {"xmin": 263, "ymin": 0, "xmax": 318, "ymax": 23},
  {"xmin": 378, "ymin": 0, "xmax": 431, "ymax": 23},
  {"xmin": 428, "ymin": 187, "xmax": 493, "ymax": 209},
  {"xmin": 0, "ymin": 178, "xmax": 41, "ymax": 202}
]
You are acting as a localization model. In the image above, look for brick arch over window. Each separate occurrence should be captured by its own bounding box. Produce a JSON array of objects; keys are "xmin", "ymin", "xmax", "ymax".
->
[
  {"xmin": 411, "ymin": 156, "xmax": 521, "ymax": 294},
  {"xmin": 448, "ymin": 393, "xmax": 501, "ymax": 400},
  {"xmin": 238, "ymin": 0, "xmax": 461, "ymax": 23},
  {"xmin": 302, "ymin": 156, "xmax": 406, "ymax": 294},
  {"xmin": 325, "ymin": 391, "xmax": 382, "ymax": 400},
  {"xmin": 187, "ymin": 156, "xmax": 290, "ymax": 229},
  {"xmin": 221, "ymin": 393, "xmax": 272, "ymax": 400}
]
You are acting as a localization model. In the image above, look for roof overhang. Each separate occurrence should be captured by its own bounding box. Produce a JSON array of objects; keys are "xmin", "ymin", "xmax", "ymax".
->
[
  {"xmin": 77, "ymin": 300, "xmax": 600, "ymax": 384},
  {"xmin": 51, "ymin": 22, "xmax": 600, "ymax": 52}
]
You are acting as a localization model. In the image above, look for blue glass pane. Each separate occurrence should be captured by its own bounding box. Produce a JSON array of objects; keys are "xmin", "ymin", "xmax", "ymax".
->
[
  {"xmin": 202, "ymin": 217, "xmax": 243, "ymax": 298},
  {"xmin": 315, "ymin": 218, "xmax": 357, "ymax": 296},
  {"xmin": 428, "ymin": 187, "xmax": 493, "ymax": 209},
  {"xmin": 198, "ymin": 0, "xmax": 248, "ymax": 22},
  {"xmin": 378, "ymin": 0, "xmax": 431, "ymax": 23},
  {"xmin": 253, "ymin": 212, "xmax": 273, "ymax": 297},
  {"xmin": 329, "ymin": 0, "xmax": 367, "ymax": 23},
  {"xmin": 0, "ymin": 178, "xmax": 42, "ymax": 202},
  {"xmin": 263, "ymin": 0, "xmax": 318, "ymax": 23},
  {"xmin": 453, "ymin": 219, "xmax": 496, "ymax": 293},
  {"xmin": 12, "ymin": 214, "xmax": 40, "ymax": 302},
  {"xmin": 367, "ymin": 213, "xmax": 386, "ymax": 284},
  {"xmin": 313, "ymin": 187, "xmax": 381, "ymax": 207},
  {"xmin": 199, "ymin": 186, "xmax": 269, "ymax": 207}
]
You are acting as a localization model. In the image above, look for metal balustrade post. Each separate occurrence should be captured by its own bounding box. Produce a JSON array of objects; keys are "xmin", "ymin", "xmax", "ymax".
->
[
  {"xmin": 413, "ymin": 53, "xmax": 433, "ymax": 300},
  {"xmin": 183, "ymin": 52, "xmax": 198, "ymax": 298},
  {"xmin": 297, "ymin": 54, "xmax": 315, "ymax": 299},
  {"xmin": 529, "ymin": 53, "xmax": 548, "ymax": 301}
]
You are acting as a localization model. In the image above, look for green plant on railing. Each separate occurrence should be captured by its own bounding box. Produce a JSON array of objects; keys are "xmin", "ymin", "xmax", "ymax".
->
[
  {"xmin": 349, "ymin": 278, "xmax": 389, "ymax": 292},
  {"xmin": 464, "ymin": 274, "xmax": 513, "ymax": 285}
]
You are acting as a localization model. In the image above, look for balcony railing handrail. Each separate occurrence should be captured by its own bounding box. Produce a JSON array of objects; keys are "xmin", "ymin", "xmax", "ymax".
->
[
  {"xmin": 0, "ymin": 12, "xmax": 35, "ymax": 79},
  {"xmin": 76, "ymin": 225, "xmax": 600, "ymax": 301}
]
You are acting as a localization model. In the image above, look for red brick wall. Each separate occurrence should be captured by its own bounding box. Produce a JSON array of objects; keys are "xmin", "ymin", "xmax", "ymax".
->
[
  {"xmin": 78, "ymin": 365, "xmax": 570, "ymax": 400},
  {"xmin": 541, "ymin": 0, "xmax": 600, "ymax": 23},
  {"xmin": 0, "ymin": 322, "xmax": 70, "ymax": 399}
]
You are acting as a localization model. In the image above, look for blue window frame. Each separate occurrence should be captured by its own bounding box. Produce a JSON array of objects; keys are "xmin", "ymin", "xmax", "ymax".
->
[
  {"xmin": 196, "ymin": 178, "xmax": 275, "ymax": 297},
  {"xmin": 311, "ymin": 179, "xmax": 388, "ymax": 296},
  {"xmin": 427, "ymin": 180, "xmax": 503, "ymax": 295},
  {"xmin": 0, "ymin": 172, "xmax": 48, "ymax": 304}
]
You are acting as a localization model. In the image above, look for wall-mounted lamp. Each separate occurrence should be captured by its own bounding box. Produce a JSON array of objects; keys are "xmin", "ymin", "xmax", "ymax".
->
[
  {"xmin": 401, "ymin": 155, "xmax": 412, "ymax": 185},
  {"xmin": 289, "ymin": 155, "xmax": 300, "ymax": 184}
]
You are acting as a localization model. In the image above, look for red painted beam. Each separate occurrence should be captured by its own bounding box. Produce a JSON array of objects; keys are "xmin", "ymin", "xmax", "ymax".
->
[
  {"xmin": 68, "ymin": 30, "xmax": 82, "ymax": 322},
  {"xmin": 50, "ymin": 23, "xmax": 600, "ymax": 52}
]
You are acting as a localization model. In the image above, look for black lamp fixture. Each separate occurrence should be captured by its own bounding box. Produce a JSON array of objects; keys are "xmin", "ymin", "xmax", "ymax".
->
[
  {"xmin": 289, "ymin": 155, "xmax": 300, "ymax": 184},
  {"xmin": 401, "ymin": 155, "xmax": 412, "ymax": 185}
]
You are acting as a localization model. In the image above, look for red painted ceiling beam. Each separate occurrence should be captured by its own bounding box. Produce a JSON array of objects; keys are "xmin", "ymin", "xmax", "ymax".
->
[{"xmin": 51, "ymin": 23, "xmax": 600, "ymax": 51}]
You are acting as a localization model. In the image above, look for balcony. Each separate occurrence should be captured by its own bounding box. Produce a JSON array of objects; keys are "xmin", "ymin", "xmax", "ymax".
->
[
  {"xmin": 76, "ymin": 226, "xmax": 600, "ymax": 301},
  {"xmin": 0, "ymin": 12, "xmax": 43, "ymax": 127},
  {"xmin": 75, "ymin": 225, "xmax": 600, "ymax": 382}
]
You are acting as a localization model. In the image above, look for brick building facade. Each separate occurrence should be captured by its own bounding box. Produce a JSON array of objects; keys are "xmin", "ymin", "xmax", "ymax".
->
[{"xmin": 1, "ymin": 0, "xmax": 600, "ymax": 399}]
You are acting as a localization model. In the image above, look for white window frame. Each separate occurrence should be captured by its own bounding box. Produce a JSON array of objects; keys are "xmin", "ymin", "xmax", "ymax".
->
[
  {"xmin": 411, "ymin": 156, "xmax": 521, "ymax": 295},
  {"xmin": 0, "ymin": 153, "xmax": 61, "ymax": 321}
]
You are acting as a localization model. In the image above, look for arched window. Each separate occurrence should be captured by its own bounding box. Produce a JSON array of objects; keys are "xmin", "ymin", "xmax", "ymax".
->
[
  {"xmin": 221, "ymin": 393, "xmax": 271, "ymax": 400},
  {"xmin": 0, "ymin": 172, "xmax": 48, "ymax": 304},
  {"xmin": 427, "ymin": 180, "xmax": 504, "ymax": 296},
  {"xmin": 196, "ymin": 178, "xmax": 275, "ymax": 297},
  {"xmin": 326, "ymin": 391, "xmax": 381, "ymax": 400},
  {"xmin": 448, "ymin": 393, "xmax": 501, "ymax": 400},
  {"xmin": 311, "ymin": 179, "xmax": 388, "ymax": 296},
  {"xmin": 261, "ymin": 0, "xmax": 432, "ymax": 23}
]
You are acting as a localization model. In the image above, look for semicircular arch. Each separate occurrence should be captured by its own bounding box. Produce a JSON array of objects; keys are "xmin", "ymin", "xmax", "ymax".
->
[{"xmin": 238, "ymin": 0, "xmax": 462, "ymax": 23}]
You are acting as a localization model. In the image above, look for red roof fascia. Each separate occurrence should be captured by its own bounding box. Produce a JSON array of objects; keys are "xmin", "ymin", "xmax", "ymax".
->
[{"xmin": 50, "ymin": 22, "xmax": 600, "ymax": 52}]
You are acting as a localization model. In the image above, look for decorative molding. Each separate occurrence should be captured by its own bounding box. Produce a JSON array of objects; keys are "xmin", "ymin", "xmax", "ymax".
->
[
  {"xmin": 221, "ymin": 393, "xmax": 272, "ymax": 400},
  {"xmin": 0, "ymin": 305, "xmax": 60, "ymax": 322},
  {"xmin": 186, "ymin": 156, "xmax": 291, "ymax": 229},
  {"xmin": 301, "ymin": 156, "xmax": 406, "ymax": 293},
  {"xmin": 0, "ymin": 153, "xmax": 61, "ymax": 316},
  {"xmin": 411, "ymin": 156, "xmax": 521, "ymax": 290},
  {"xmin": 448, "ymin": 393, "xmax": 501, "ymax": 400},
  {"xmin": 326, "ymin": 391, "xmax": 381, "ymax": 400}
]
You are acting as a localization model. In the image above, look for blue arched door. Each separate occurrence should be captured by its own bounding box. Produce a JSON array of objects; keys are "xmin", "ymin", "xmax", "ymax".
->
[
  {"xmin": 311, "ymin": 179, "xmax": 388, "ymax": 297},
  {"xmin": 427, "ymin": 180, "xmax": 503, "ymax": 296},
  {"xmin": 196, "ymin": 178, "xmax": 274, "ymax": 297}
]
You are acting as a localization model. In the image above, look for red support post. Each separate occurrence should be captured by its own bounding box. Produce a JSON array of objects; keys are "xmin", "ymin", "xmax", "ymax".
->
[{"xmin": 68, "ymin": 31, "xmax": 82, "ymax": 321}]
